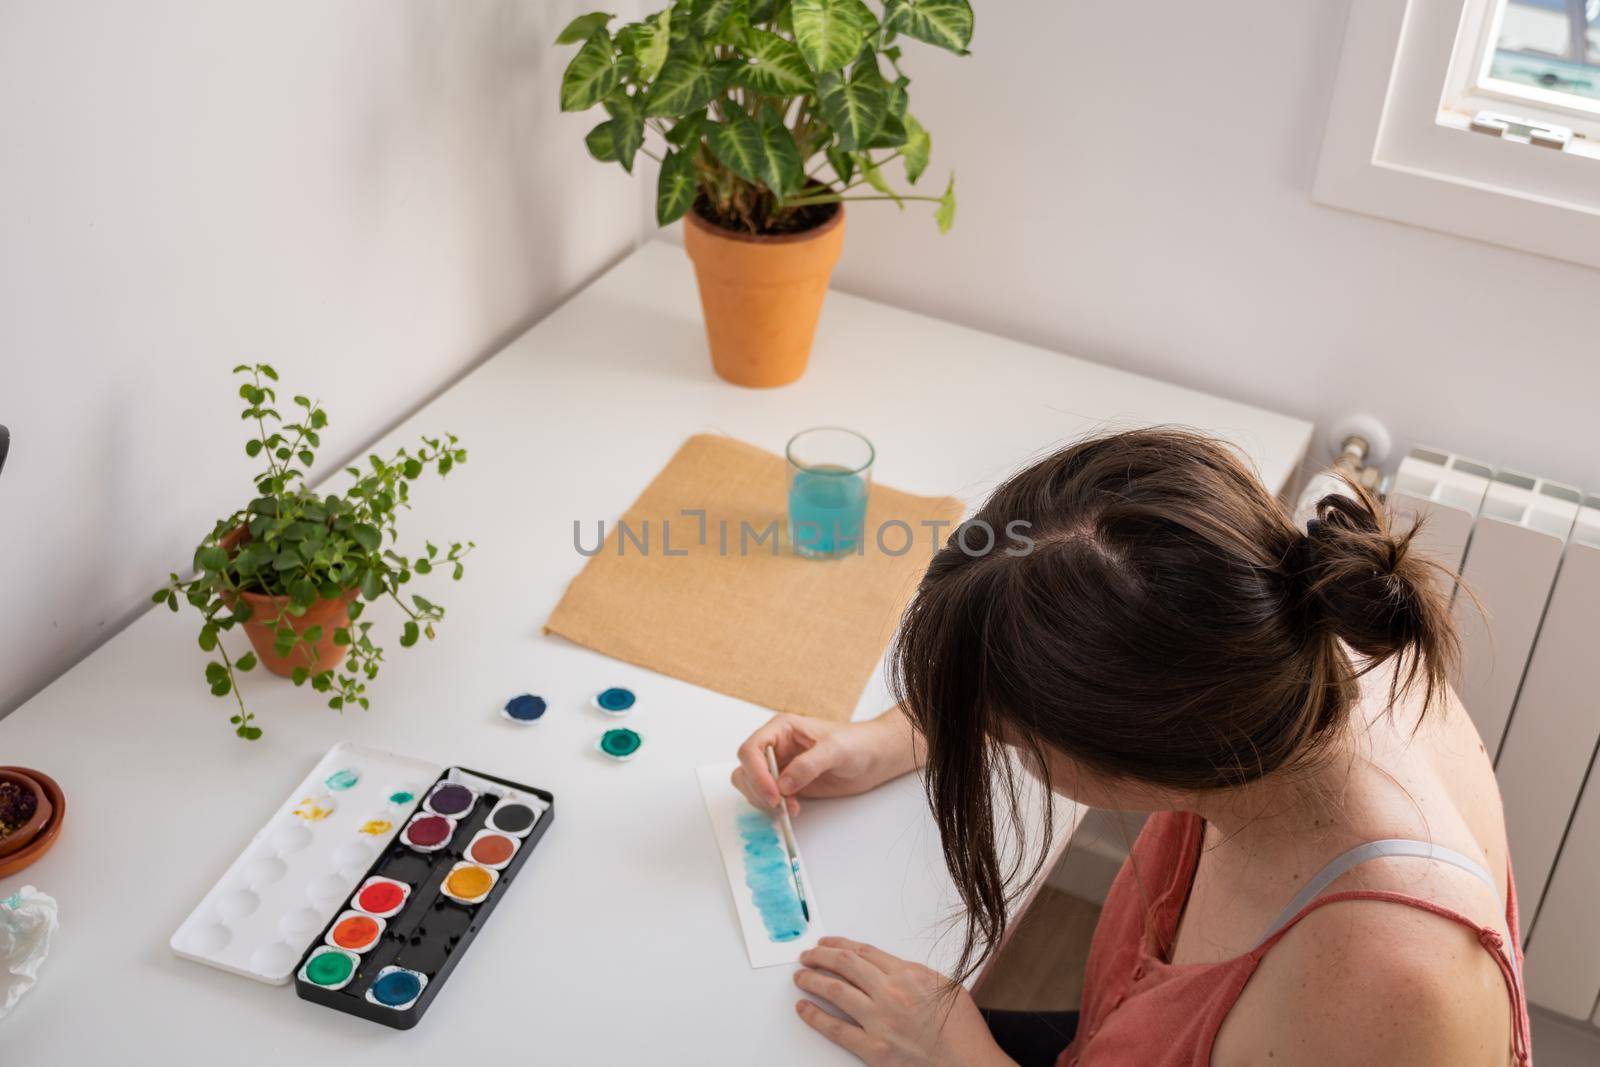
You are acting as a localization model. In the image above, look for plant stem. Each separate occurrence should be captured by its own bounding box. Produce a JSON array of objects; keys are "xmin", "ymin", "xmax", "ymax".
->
[
  {"xmin": 250, "ymin": 369, "xmax": 284, "ymax": 520},
  {"xmin": 214, "ymin": 635, "xmax": 250, "ymax": 724},
  {"xmin": 385, "ymin": 586, "xmax": 425, "ymax": 622},
  {"xmin": 275, "ymin": 399, "xmax": 318, "ymax": 487}
]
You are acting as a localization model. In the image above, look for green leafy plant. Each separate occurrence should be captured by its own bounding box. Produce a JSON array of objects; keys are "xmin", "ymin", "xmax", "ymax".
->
[
  {"xmin": 153, "ymin": 364, "xmax": 472, "ymax": 740},
  {"xmin": 557, "ymin": 0, "xmax": 971, "ymax": 235}
]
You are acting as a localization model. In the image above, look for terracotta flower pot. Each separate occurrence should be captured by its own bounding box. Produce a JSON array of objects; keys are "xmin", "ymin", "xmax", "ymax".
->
[
  {"xmin": 219, "ymin": 526, "xmax": 358, "ymax": 678},
  {"xmin": 682, "ymin": 204, "xmax": 845, "ymax": 388},
  {"xmin": 232, "ymin": 586, "xmax": 359, "ymax": 678}
]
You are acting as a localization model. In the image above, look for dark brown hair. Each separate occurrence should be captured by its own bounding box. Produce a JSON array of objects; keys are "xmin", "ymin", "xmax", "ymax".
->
[{"xmin": 891, "ymin": 428, "xmax": 1459, "ymax": 980}]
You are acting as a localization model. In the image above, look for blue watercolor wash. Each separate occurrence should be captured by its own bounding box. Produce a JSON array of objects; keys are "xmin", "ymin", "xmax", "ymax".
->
[
  {"xmin": 735, "ymin": 809, "xmax": 807, "ymax": 943},
  {"xmin": 504, "ymin": 693, "xmax": 548, "ymax": 722}
]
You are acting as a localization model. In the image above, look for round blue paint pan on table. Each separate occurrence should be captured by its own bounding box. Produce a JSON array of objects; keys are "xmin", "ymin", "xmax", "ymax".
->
[
  {"xmin": 592, "ymin": 687, "xmax": 636, "ymax": 715},
  {"xmin": 501, "ymin": 694, "xmax": 547, "ymax": 725},
  {"xmin": 596, "ymin": 728, "xmax": 643, "ymax": 761}
]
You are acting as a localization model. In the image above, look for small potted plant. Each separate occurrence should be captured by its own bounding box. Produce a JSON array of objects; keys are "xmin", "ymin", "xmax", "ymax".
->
[
  {"xmin": 153, "ymin": 364, "xmax": 472, "ymax": 740},
  {"xmin": 556, "ymin": 0, "xmax": 972, "ymax": 388}
]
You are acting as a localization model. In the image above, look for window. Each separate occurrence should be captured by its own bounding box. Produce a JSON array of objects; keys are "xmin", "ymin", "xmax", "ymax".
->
[
  {"xmin": 1442, "ymin": 0, "xmax": 1600, "ymax": 151},
  {"xmin": 1314, "ymin": 0, "xmax": 1600, "ymax": 270},
  {"xmin": 1480, "ymin": 0, "xmax": 1600, "ymax": 111}
]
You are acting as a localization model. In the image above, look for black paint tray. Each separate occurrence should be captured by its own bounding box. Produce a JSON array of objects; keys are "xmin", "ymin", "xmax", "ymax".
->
[{"xmin": 293, "ymin": 766, "xmax": 554, "ymax": 1029}]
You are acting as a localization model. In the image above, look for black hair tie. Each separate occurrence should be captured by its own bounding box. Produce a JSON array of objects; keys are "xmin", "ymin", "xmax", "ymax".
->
[{"xmin": 1286, "ymin": 519, "xmax": 1322, "ymax": 593}]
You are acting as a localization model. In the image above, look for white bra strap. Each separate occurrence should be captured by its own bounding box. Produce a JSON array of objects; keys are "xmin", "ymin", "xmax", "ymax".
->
[{"xmin": 1253, "ymin": 839, "xmax": 1503, "ymax": 950}]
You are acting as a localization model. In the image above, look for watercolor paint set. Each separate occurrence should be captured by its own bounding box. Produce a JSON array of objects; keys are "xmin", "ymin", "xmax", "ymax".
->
[
  {"xmin": 172, "ymin": 742, "xmax": 553, "ymax": 1029},
  {"xmin": 294, "ymin": 766, "xmax": 552, "ymax": 1027}
]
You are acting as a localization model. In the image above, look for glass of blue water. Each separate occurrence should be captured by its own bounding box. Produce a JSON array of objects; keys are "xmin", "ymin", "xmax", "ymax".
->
[{"xmin": 786, "ymin": 427, "xmax": 874, "ymax": 559}]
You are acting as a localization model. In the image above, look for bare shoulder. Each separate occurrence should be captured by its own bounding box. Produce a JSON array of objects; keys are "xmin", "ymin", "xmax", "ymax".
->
[{"xmin": 1217, "ymin": 897, "xmax": 1515, "ymax": 1066}]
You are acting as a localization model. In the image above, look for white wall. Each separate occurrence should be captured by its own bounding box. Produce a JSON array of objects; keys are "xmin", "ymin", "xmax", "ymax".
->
[
  {"xmin": 823, "ymin": 0, "xmax": 1600, "ymax": 492},
  {"xmin": 8, "ymin": 0, "xmax": 1599, "ymax": 722},
  {"xmin": 0, "ymin": 1, "xmax": 643, "ymax": 717}
]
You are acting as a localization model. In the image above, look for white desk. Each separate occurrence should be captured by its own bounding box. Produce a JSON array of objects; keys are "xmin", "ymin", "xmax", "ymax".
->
[{"xmin": 0, "ymin": 241, "xmax": 1311, "ymax": 1063}]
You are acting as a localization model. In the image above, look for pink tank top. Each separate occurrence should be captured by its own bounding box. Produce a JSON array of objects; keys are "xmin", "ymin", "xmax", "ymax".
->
[{"xmin": 1058, "ymin": 811, "xmax": 1532, "ymax": 1066}]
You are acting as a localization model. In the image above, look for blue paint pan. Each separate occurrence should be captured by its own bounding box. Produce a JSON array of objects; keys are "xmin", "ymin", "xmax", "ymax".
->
[
  {"xmin": 501, "ymin": 694, "xmax": 547, "ymax": 725},
  {"xmin": 592, "ymin": 687, "xmax": 636, "ymax": 715}
]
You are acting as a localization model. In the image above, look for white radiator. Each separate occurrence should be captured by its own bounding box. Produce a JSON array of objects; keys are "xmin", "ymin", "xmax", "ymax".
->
[{"xmin": 1391, "ymin": 447, "xmax": 1600, "ymax": 1024}]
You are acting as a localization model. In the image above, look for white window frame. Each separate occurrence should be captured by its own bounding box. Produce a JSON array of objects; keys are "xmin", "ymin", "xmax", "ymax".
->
[
  {"xmin": 1314, "ymin": 0, "xmax": 1600, "ymax": 271},
  {"xmin": 1444, "ymin": 0, "xmax": 1600, "ymax": 129}
]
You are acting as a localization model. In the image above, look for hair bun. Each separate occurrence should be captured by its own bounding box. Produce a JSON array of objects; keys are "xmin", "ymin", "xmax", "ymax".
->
[{"xmin": 1297, "ymin": 479, "xmax": 1458, "ymax": 704}]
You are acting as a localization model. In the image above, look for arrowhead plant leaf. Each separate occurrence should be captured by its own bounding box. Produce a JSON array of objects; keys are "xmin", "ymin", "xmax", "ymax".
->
[
  {"xmin": 691, "ymin": 0, "xmax": 745, "ymax": 39},
  {"xmin": 707, "ymin": 111, "xmax": 762, "ymax": 184},
  {"xmin": 791, "ymin": 0, "xmax": 877, "ymax": 73},
  {"xmin": 815, "ymin": 67, "xmax": 886, "ymax": 151},
  {"xmin": 666, "ymin": 111, "xmax": 706, "ymax": 146},
  {"xmin": 862, "ymin": 157, "xmax": 903, "ymax": 207},
  {"xmin": 935, "ymin": 173, "xmax": 957, "ymax": 233},
  {"xmin": 605, "ymin": 92, "xmax": 647, "ymax": 172},
  {"xmin": 757, "ymin": 106, "xmax": 803, "ymax": 195},
  {"xmin": 585, "ymin": 120, "xmax": 618, "ymax": 162},
  {"xmin": 629, "ymin": 9, "xmax": 673, "ymax": 80},
  {"xmin": 693, "ymin": 0, "xmax": 739, "ymax": 37},
  {"xmin": 560, "ymin": 29, "xmax": 621, "ymax": 111},
  {"xmin": 883, "ymin": 0, "xmax": 973, "ymax": 54},
  {"xmin": 646, "ymin": 52, "xmax": 735, "ymax": 116},
  {"xmin": 708, "ymin": 107, "xmax": 801, "ymax": 196},
  {"xmin": 657, "ymin": 147, "xmax": 699, "ymax": 224},
  {"xmin": 865, "ymin": 112, "xmax": 906, "ymax": 150},
  {"xmin": 826, "ymin": 142, "xmax": 855, "ymax": 184},
  {"xmin": 733, "ymin": 29, "xmax": 813, "ymax": 96},
  {"xmin": 888, "ymin": 75, "xmax": 910, "ymax": 118},
  {"xmin": 903, "ymin": 113, "xmax": 930, "ymax": 183},
  {"xmin": 848, "ymin": 53, "xmax": 907, "ymax": 149},
  {"xmin": 555, "ymin": 11, "xmax": 616, "ymax": 45}
]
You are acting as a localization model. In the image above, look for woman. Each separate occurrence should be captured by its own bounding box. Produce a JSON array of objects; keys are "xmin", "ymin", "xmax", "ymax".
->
[{"xmin": 732, "ymin": 430, "xmax": 1530, "ymax": 1066}]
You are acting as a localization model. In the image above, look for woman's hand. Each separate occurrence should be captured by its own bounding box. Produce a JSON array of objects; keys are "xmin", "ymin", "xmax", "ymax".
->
[
  {"xmin": 732, "ymin": 708, "xmax": 919, "ymax": 817},
  {"xmin": 793, "ymin": 937, "xmax": 1015, "ymax": 1067}
]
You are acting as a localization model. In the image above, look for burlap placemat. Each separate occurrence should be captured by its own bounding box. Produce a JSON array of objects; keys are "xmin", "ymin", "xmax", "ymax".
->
[{"xmin": 544, "ymin": 434, "xmax": 965, "ymax": 722}]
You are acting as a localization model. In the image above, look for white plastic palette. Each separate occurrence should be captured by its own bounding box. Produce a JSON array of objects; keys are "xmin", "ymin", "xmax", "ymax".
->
[{"xmin": 170, "ymin": 742, "xmax": 444, "ymax": 984}]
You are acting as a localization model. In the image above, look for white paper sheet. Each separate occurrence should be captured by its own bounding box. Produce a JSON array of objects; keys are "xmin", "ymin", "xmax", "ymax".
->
[{"xmin": 697, "ymin": 763, "xmax": 824, "ymax": 968}]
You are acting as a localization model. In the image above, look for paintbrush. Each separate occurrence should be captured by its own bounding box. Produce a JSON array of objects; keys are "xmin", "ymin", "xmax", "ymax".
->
[{"xmin": 765, "ymin": 745, "xmax": 812, "ymax": 924}]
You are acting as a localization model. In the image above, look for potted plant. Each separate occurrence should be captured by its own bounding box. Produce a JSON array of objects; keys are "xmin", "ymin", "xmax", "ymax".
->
[
  {"xmin": 153, "ymin": 364, "xmax": 472, "ymax": 740},
  {"xmin": 556, "ymin": 0, "xmax": 971, "ymax": 387}
]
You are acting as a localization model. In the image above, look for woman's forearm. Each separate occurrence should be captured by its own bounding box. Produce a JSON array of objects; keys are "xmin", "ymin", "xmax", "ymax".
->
[{"xmin": 868, "ymin": 704, "xmax": 926, "ymax": 782}]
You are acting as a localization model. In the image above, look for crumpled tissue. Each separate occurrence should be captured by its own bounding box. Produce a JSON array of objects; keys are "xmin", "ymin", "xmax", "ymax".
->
[{"xmin": 1, "ymin": 886, "xmax": 57, "ymax": 1021}]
